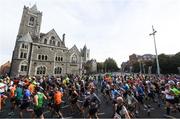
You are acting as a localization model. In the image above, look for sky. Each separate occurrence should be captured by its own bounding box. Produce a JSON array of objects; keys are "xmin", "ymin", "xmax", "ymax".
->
[{"xmin": 0, "ymin": 0, "xmax": 180, "ymax": 67}]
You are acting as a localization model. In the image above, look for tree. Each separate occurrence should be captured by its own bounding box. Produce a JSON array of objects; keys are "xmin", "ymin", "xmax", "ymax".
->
[
  {"xmin": 97, "ymin": 62, "xmax": 104, "ymax": 73},
  {"xmin": 104, "ymin": 58, "xmax": 119, "ymax": 72}
]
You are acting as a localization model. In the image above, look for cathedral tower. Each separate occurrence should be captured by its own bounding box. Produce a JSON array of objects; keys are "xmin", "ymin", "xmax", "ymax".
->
[{"xmin": 17, "ymin": 4, "xmax": 42, "ymax": 39}]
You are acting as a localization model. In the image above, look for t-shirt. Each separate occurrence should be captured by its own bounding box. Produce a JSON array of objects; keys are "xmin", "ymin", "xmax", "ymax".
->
[
  {"xmin": 10, "ymin": 86, "xmax": 16, "ymax": 98},
  {"xmin": 54, "ymin": 91, "xmax": 63, "ymax": 105},
  {"xmin": 0, "ymin": 82, "xmax": 6, "ymax": 93},
  {"xmin": 15, "ymin": 87, "xmax": 23, "ymax": 100}
]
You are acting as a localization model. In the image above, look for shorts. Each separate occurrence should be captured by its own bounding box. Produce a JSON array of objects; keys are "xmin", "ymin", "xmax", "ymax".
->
[
  {"xmin": 54, "ymin": 103, "xmax": 61, "ymax": 112},
  {"xmin": 10, "ymin": 97, "xmax": 16, "ymax": 103},
  {"xmin": 83, "ymin": 100, "xmax": 89, "ymax": 108},
  {"xmin": 148, "ymin": 92, "xmax": 154, "ymax": 98},
  {"xmin": 34, "ymin": 107, "xmax": 43, "ymax": 117},
  {"xmin": 136, "ymin": 95, "xmax": 144, "ymax": 104},
  {"xmin": 20, "ymin": 102, "xmax": 30, "ymax": 110},
  {"xmin": 15, "ymin": 99, "xmax": 22, "ymax": 106},
  {"xmin": 71, "ymin": 98, "xmax": 78, "ymax": 104},
  {"xmin": 166, "ymin": 99, "xmax": 175, "ymax": 104},
  {"xmin": 88, "ymin": 107, "xmax": 98, "ymax": 115},
  {"xmin": 174, "ymin": 97, "xmax": 179, "ymax": 104}
]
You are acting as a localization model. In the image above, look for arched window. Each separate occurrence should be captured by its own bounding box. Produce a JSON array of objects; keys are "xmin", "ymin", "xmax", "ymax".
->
[
  {"xmin": 58, "ymin": 57, "xmax": 60, "ymax": 61},
  {"xmin": 57, "ymin": 41, "xmax": 60, "ymax": 47},
  {"xmin": 29, "ymin": 17, "xmax": 35, "ymax": 26},
  {"xmin": 51, "ymin": 36, "xmax": 55, "ymax": 40},
  {"xmin": 54, "ymin": 67, "xmax": 62, "ymax": 74},
  {"xmin": 38, "ymin": 55, "xmax": 41, "ymax": 60},
  {"xmin": 20, "ymin": 61, "xmax": 28, "ymax": 72},
  {"xmin": 50, "ymin": 40, "xmax": 52, "ymax": 45},
  {"xmin": 42, "ymin": 55, "xmax": 44, "ymax": 60},
  {"xmin": 61, "ymin": 57, "xmax": 63, "ymax": 61},
  {"xmin": 22, "ymin": 44, "xmax": 25, "ymax": 48},
  {"xmin": 45, "ymin": 55, "xmax": 47, "ymax": 60},
  {"xmin": 71, "ymin": 54, "xmax": 77, "ymax": 63},
  {"xmin": 36, "ymin": 66, "xmax": 46, "ymax": 75},
  {"xmin": 44, "ymin": 39, "xmax": 47, "ymax": 44},
  {"xmin": 53, "ymin": 41, "xmax": 56, "ymax": 46}
]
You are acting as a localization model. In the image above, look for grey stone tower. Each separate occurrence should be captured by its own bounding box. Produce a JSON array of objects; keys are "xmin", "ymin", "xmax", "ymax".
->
[
  {"xmin": 10, "ymin": 4, "xmax": 42, "ymax": 77},
  {"xmin": 17, "ymin": 4, "xmax": 42, "ymax": 40},
  {"xmin": 81, "ymin": 45, "xmax": 90, "ymax": 62}
]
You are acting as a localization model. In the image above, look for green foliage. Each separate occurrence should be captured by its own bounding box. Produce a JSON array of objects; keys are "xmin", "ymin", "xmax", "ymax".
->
[
  {"xmin": 97, "ymin": 58, "xmax": 119, "ymax": 73},
  {"xmin": 131, "ymin": 52, "xmax": 180, "ymax": 74}
]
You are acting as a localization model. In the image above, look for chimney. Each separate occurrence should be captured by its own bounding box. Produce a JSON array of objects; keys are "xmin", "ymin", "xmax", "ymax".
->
[{"xmin": 62, "ymin": 33, "xmax": 65, "ymax": 44}]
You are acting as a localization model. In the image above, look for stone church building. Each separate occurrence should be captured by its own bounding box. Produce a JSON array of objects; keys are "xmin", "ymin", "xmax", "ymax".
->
[{"xmin": 10, "ymin": 5, "xmax": 90, "ymax": 77}]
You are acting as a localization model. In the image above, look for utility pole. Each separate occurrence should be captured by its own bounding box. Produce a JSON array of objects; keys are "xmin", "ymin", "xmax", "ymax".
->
[{"xmin": 149, "ymin": 25, "xmax": 160, "ymax": 75}]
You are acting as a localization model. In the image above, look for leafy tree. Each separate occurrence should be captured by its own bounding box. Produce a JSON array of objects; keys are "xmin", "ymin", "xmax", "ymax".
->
[{"xmin": 104, "ymin": 58, "xmax": 119, "ymax": 72}]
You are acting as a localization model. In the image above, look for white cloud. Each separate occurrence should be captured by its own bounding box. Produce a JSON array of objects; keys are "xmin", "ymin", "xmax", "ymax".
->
[{"xmin": 0, "ymin": 0, "xmax": 180, "ymax": 67}]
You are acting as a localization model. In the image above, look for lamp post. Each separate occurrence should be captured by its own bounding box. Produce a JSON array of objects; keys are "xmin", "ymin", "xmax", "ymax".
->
[{"xmin": 149, "ymin": 25, "xmax": 160, "ymax": 75}]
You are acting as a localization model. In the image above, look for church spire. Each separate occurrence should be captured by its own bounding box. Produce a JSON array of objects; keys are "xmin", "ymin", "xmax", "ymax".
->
[{"xmin": 30, "ymin": 4, "xmax": 37, "ymax": 11}]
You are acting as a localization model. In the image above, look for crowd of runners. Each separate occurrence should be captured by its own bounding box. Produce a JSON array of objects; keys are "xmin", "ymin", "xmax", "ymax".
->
[{"xmin": 0, "ymin": 73, "xmax": 180, "ymax": 119}]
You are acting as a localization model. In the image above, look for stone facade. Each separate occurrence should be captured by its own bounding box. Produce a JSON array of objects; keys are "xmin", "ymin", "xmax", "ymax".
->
[{"xmin": 10, "ymin": 5, "xmax": 89, "ymax": 77}]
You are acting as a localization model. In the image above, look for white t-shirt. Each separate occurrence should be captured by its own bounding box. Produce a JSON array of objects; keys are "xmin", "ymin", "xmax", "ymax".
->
[{"xmin": 0, "ymin": 82, "xmax": 6, "ymax": 93}]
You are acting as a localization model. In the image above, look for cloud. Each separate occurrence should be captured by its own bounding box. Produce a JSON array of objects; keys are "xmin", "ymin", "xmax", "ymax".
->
[{"xmin": 0, "ymin": 0, "xmax": 180, "ymax": 67}]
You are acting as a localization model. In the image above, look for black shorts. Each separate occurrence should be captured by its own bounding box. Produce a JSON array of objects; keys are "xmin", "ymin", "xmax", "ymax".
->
[
  {"xmin": 166, "ymin": 99, "xmax": 175, "ymax": 104},
  {"xmin": 105, "ymin": 90, "xmax": 110, "ymax": 95},
  {"xmin": 34, "ymin": 107, "xmax": 43, "ymax": 117},
  {"xmin": 89, "ymin": 107, "xmax": 98, "ymax": 115},
  {"xmin": 20, "ymin": 102, "xmax": 30, "ymax": 110},
  {"xmin": 136, "ymin": 95, "xmax": 144, "ymax": 104},
  {"xmin": 10, "ymin": 97, "xmax": 16, "ymax": 103},
  {"xmin": 71, "ymin": 98, "xmax": 78, "ymax": 104},
  {"xmin": 174, "ymin": 97, "xmax": 179, "ymax": 104},
  {"xmin": 15, "ymin": 99, "xmax": 21, "ymax": 106},
  {"xmin": 54, "ymin": 103, "xmax": 61, "ymax": 112},
  {"xmin": 83, "ymin": 100, "xmax": 89, "ymax": 108}
]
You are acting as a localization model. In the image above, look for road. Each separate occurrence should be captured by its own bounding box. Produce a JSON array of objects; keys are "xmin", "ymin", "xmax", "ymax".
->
[{"xmin": 0, "ymin": 88, "xmax": 180, "ymax": 118}]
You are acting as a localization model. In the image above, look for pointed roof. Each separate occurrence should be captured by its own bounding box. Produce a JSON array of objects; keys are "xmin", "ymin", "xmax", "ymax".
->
[
  {"xmin": 83, "ymin": 44, "xmax": 87, "ymax": 49},
  {"xmin": 69, "ymin": 45, "xmax": 81, "ymax": 54},
  {"xmin": 30, "ymin": 4, "xmax": 37, "ymax": 11},
  {"xmin": 17, "ymin": 32, "xmax": 33, "ymax": 43}
]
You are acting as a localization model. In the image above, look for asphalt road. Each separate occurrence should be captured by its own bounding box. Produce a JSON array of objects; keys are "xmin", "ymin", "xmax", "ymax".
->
[{"xmin": 0, "ymin": 88, "xmax": 180, "ymax": 118}]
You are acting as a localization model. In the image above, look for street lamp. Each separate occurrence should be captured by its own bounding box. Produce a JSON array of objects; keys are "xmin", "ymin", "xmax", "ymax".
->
[{"xmin": 149, "ymin": 25, "xmax": 160, "ymax": 75}]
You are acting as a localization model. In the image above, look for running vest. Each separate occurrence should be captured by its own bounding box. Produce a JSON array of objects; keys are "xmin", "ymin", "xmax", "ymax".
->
[
  {"xmin": 54, "ymin": 91, "xmax": 63, "ymax": 104},
  {"xmin": 35, "ymin": 92, "xmax": 44, "ymax": 109}
]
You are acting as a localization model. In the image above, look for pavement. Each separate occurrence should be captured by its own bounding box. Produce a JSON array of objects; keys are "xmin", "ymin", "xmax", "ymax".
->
[{"xmin": 0, "ymin": 88, "xmax": 180, "ymax": 118}]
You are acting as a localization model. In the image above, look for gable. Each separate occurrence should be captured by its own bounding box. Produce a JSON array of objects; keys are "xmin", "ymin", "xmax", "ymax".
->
[{"xmin": 17, "ymin": 32, "xmax": 33, "ymax": 43}]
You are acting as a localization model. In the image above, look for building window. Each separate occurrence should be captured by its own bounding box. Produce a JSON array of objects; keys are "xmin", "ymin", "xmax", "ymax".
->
[
  {"xmin": 55, "ymin": 56, "xmax": 63, "ymax": 62},
  {"xmin": 50, "ymin": 40, "xmax": 52, "ymax": 45},
  {"xmin": 20, "ymin": 52, "xmax": 27, "ymax": 59},
  {"xmin": 20, "ymin": 52, "xmax": 23, "ymax": 58},
  {"xmin": 29, "ymin": 17, "xmax": 35, "ymax": 26},
  {"xmin": 21, "ymin": 43, "xmax": 28, "ymax": 49},
  {"xmin": 44, "ymin": 39, "xmax": 47, "ymax": 44},
  {"xmin": 53, "ymin": 41, "xmax": 56, "ymax": 46},
  {"xmin": 57, "ymin": 41, "xmax": 60, "ymax": 47},
  {"xmin": 54, "ymin": 67, "xmax": 62, "ymax": 74},
  {"xmin": 36, "ymin": 66, "xmax": 46, "ymax": 75},
  {"xmin": 45, "ymin": 56, "xmax": 47, "ymax": 60},
  {"xmin": 20, "ymin": 65, "xmax": 28, "ymax": 71},
  {"xmin": 51, "ymin": 36, "xmax": 55, "ymax": 40},
  {"xmin": 42, "ymin": 55, "xmax": 44, "ymax": 60},
  {"xmin": 37, "ymin": 55, "xmax": 48, "ymax": 61},
  {"xmin": 24, "ymin": 53, "xmax": 27, "ymax": 59},
  {"xmin": 71, "ymin": 54, "xmax": 77, "ymax": 63}
]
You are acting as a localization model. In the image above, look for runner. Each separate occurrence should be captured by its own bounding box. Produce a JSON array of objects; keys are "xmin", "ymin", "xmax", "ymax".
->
[
  {"xmin": 114, "ymin": 96, "xmax": 131, "ymax": 119},
  {"xmin": 52, "ymin": 87, "xmax": 63, "ymax": 118},
  {"xmin": 19, "ymin": 85, "xmax": 33, "ymax": 118},
  {"xmin": 0, "ymin": 79, "xmax": 7, "ymax": 112},
  {"xmin": 33, "ymin": 86, "xmax": 47, "ymax": 119}
]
